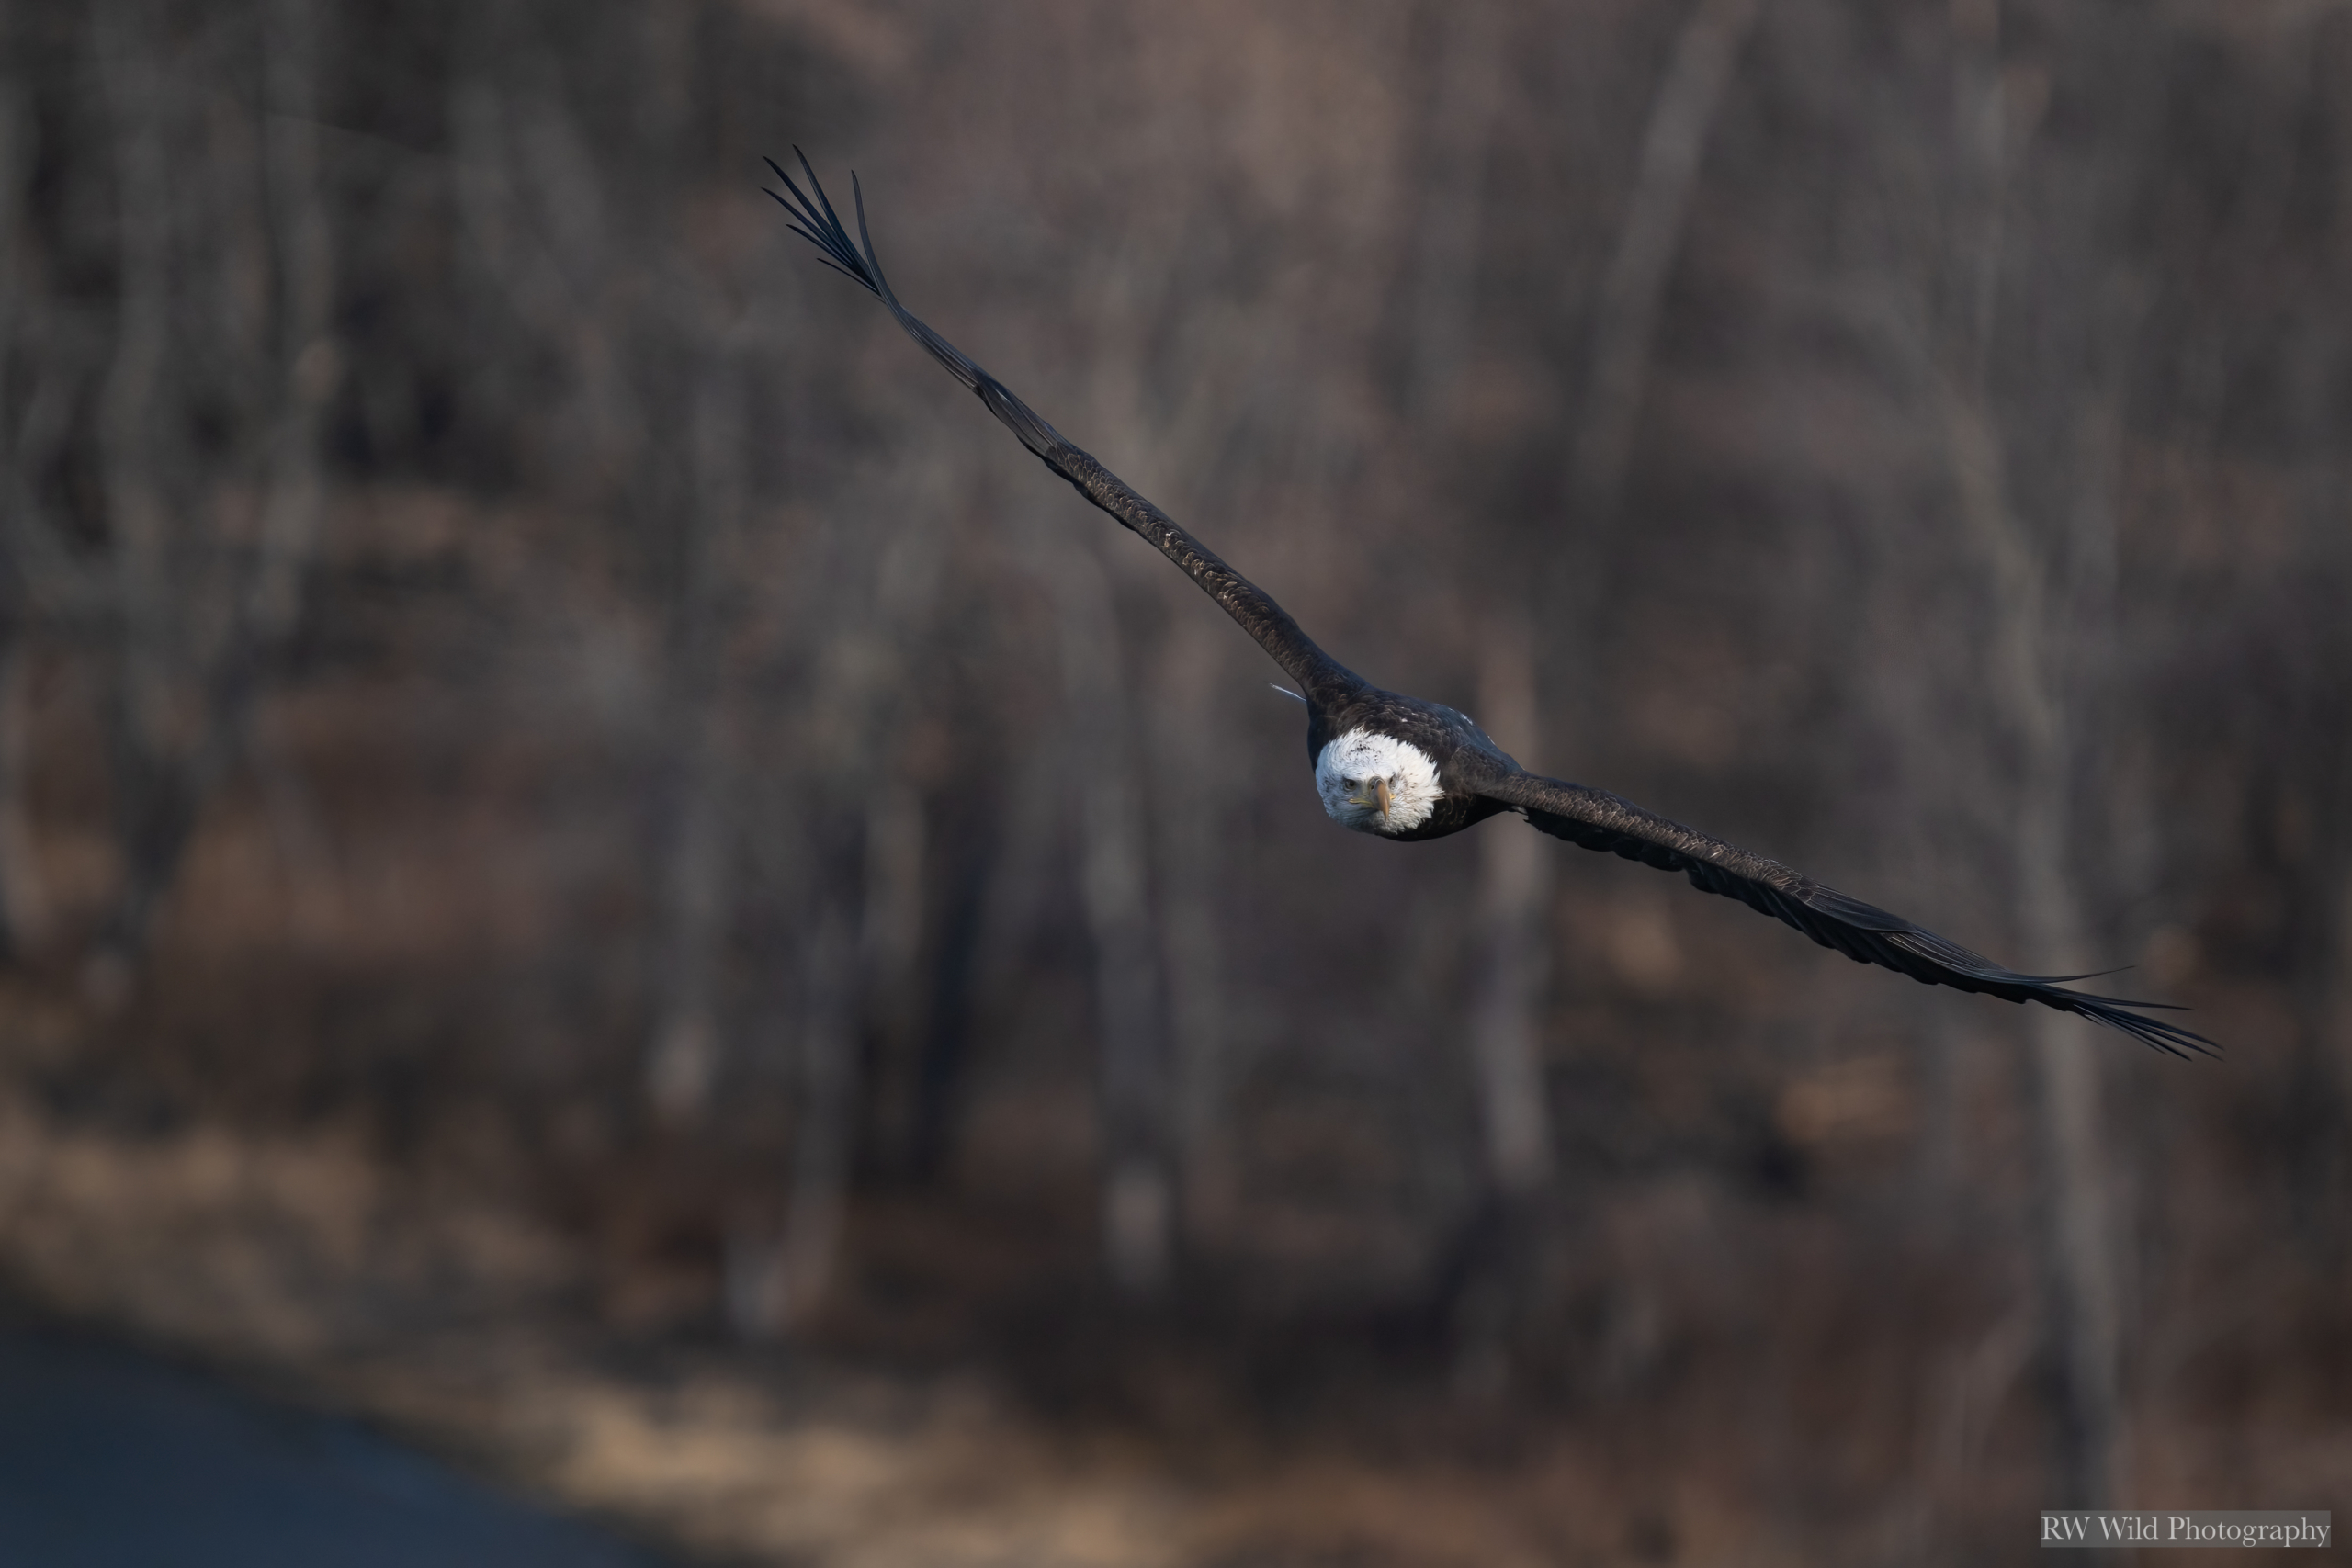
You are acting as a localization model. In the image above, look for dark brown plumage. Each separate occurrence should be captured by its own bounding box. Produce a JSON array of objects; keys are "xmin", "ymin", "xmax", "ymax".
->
[{"xmin": 767, "ymin": 152, "xmax": 2216, "ymax": 1061}]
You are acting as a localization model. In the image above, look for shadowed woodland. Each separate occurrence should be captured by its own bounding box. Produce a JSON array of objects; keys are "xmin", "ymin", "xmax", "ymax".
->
[{"xmin": 2, "ymin": 0, "xmax": 2348, "ymax": 1562}]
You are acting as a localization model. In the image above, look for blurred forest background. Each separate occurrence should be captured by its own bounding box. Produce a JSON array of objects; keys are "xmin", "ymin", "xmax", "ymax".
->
[{"xmin": 1, "ymin": 0, "xmax": 2347, "ymax": 1562}]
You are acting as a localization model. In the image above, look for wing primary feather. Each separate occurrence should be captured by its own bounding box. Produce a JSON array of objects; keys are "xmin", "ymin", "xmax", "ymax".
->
[
  {"xmin": 766, "ymin": 155, "xmax": 877, "ymax": 295},
  {"xmin": 802, "ymin": 254, "xmax": 870, "ymax": 288},
  {"xmin": 1476, "ymin": 769, "xmax": 2219, "ymax": 1059},
  {"xmin": 797, "ymin": 147, "xmax": 854, "ymax": 250},
  {"xmin": 769, "ymin": 152, "xmax": 1367, "ymax": 709}
]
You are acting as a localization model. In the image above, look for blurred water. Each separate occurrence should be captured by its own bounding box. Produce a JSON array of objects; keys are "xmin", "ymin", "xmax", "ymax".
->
[{"xmin": 0, "ymin": 1328, "xmax": 662, "ymax": 1568}]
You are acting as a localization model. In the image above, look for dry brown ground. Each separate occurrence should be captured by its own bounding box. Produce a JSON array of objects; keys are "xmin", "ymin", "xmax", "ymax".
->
[
  {"xmin": 0, "ymin": 1082, "xmax": 1758, "ymax": 1568},
  {"xmin": 5, "ymin": 1032, "xmax": 2342, "ymax": 1568}
]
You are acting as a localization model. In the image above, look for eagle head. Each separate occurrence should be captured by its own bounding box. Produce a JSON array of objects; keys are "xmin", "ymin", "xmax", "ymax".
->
[{"xmin": 1314, "ymin": 727, "xmax": 1442, "ymax": 836}]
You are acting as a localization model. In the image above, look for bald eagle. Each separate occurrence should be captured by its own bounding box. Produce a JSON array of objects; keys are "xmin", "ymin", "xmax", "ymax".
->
[{"xmin": 767, "ymin": 152, "xmax": 2214, "ymax": 1060}]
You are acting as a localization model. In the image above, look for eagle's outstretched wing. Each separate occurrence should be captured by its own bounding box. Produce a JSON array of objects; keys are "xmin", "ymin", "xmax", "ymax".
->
[
  {"xmin": 1474, "ymin": 770, "xmax": 2217, "ymax": 1059},
  {"xmin": 767, "ymin": 152, "xmax": 1363, "ymax": 710}
]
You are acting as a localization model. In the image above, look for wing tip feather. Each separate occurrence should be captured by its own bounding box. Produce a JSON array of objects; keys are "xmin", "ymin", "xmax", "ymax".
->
[{"xmin": 763, "ymin": 149, "xmax": 882, "ymax": 298}]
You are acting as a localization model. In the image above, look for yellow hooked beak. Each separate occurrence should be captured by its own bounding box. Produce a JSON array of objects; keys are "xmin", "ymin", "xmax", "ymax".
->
[{"xmin": 1348, "ymin": 776, "xmax": 1394, "ymax": 819}]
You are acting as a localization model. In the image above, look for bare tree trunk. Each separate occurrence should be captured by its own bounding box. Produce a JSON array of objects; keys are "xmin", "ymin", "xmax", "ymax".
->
[
  {"xmin": 1043, "ymin": 528, "xmax": 1170, "ymax": 1296},
  {"xmin": 1566, "ymin": 0, "xmax": 1758, "ymax": 538},
  {"xmin": 647, "ymin": 349, "xmax": 746, "ymax": 1123},
  {"xmin": 1405, "ymin": 0, "xmax": 1503, "ymax": 420},
  {"xmin": 1067, "ymin": 190, "xmax": 1264, "ymax": 1267},
  {"xmin": 232, "ymin": 0, "xmax": 341, "ymax": 926},
  {"xmin": 846, "ymin": 497, "xmax": 950, "ymax": 1179},
  {"xmin": 728, "ymin": 906, "xmax": 858, "ymax": 1339},
  {"xmin": 0, "ymin": 639, "xmax": 49, "ymax": 956},
  {"xmin": 778, "ymin": 903, "xmax": 860, "ymax": 1328},
  {"xmin": 641, "ymin": 604, "xmax": 735, "ymax": 1127},
  {"xmin": 2, "ymin": 40, "xmax": 107, "ymax": 651},
  {"xmin": 447, "ymin": 31, "xmax": 639, "ymax": 494},
  {"xmin": 738, "ymin": 440, "xmax": 955, "ymax": 1322},
  {"xmin": 1151, "ymin": 614, "xmax": 1237, "ymax": 1247},
  {"xmin": 0, "ymin": 59, "xmax": 47, "ymax": 962},
  {"xmin": 91, "ymin": 0, "xmax": 183, "ymax": 979},
  {"xmin": 1937, "ymin": 299, "xmax": 2125, "ymax": 1516},
  {"xmin": 1471, "ymin": 614, "xmax": 1555, "ymax": 1199},
  {"xmin": 1994, "ymin": 451, "xmax": 2120, "ymax": 1506},
  {"xmin": 1942, "ymin": 0, "xmax": 2122, "ymax": 1506},
  {"xmin": 2329, "ymin": 861, "xmax": 2352, "ymax": 1246},
  {"xmin": 246, "ymin": 0, "xmax": 337, "ymax": 658},
  {"xmin": 1450, "ymin": 614, "xmax": 1557, "ymax": 1399},
  {"xmin": 724, "ymin": 423, "xmax": 952, "ymax": 1329},
  {"xmin": 858, "ymin": 777, "xmax": 929, "ymax": 1163},
  {"xmin": 2028, "ymin": 986, "xmax": 2120, "ymax": 1505}
]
